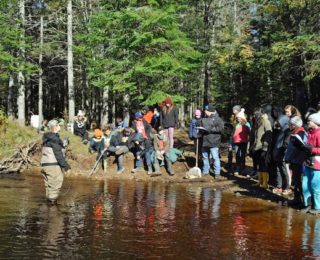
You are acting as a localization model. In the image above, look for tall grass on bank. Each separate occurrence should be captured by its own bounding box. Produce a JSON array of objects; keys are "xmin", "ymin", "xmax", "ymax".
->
[{"xmin": 0, "ymin": 119, "xmax": 40, "ymax": 160}]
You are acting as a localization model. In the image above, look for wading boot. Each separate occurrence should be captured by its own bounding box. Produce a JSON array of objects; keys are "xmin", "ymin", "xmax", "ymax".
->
[
  {"xmin": 252, "ymin": 172, "xmax": 262, "ymax": 187},
  {"xmin": 260, "ymin": 172, "xmax": 269, "ymax": 189}
]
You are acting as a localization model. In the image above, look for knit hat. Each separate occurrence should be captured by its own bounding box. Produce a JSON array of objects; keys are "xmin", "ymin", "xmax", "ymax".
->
[
  {"xmin": 204, "ymin": 104, "xmax": 215, "ymax": 113},
  {"xmin": 233, "ymin": 105, "xmax": 241, "ymax": 113},
  {"xmin": 123, "ymin": 127, "xmax": 131, "ymax": 136},
  {"xmin": 142, "ymin": 106, "xmax": 149, "ymax": 111},
  {"xmin": 164, "ymin": 97, "xmax": 173, "ymax": 105},
  {"xmin": 308, "ymin": 113, "xmax": 320, "ymax": 126},
  {"xmin": 48, "ymin": 119, "xmax": 59, "ymax": 129},
  {"xmin": 94, "ymin": 129, "xmax": 103, "ymax": 138},
  {"xmin": 289, "ymin": 116, "xmax": 303, "ymax": 128},
  {"xmin": 77, "ymin": 110, "xmax": 85, "ymax": 117},
  {"xmin": 134, "ymin": 111, "xmax": 143, "ymax": 119},
  {"xmin": 236, "ymin": 108, "xmax": 246, "ymax": 120},
  {"xmin": 194, "ymin": 109, "xmax": 201, "ymax": 117}
]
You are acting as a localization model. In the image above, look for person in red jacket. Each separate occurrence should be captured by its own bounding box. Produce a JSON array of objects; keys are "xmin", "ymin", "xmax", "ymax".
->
[
  {"xmin": 301, "ymin": 113, "xmax": 320, "ymax": 214},
  {"xmin": 232, "ymin": 108, "xmax": 251, "ymax": 175}
]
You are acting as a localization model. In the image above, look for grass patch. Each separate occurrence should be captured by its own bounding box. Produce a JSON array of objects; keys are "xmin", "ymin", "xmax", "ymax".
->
[{"xmin": 0, "ymin": 120, "xmax": 40, "ymax": 160}]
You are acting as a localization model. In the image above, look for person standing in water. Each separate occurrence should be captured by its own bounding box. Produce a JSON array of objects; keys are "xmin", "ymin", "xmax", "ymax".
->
[{"xmin": 41, "ymin": 119, "xmax": 70, "ymax": 205}]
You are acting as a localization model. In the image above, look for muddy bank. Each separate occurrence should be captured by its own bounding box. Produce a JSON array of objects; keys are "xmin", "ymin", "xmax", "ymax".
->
[{"xmin": 21, "ymin": 128, "xmax": 296, "ymax": 211}]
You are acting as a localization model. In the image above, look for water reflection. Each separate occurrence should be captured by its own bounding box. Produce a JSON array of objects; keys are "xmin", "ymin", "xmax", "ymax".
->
[
  {"xmin": 302, "ymin": 218, "xmax": 320, "ymax": 257},
  {"xmin": 0, "ymin": 176, "xmax": 320, "ymax": 258}
]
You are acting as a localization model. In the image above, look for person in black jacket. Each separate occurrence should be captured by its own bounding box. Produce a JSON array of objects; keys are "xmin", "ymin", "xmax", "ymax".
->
[
  {"xmin": 109, "ymin": 127, "xmax": 134, "ymax": 174},
  {"xmin": 160, "ymin": 97, "xmax": 179, "ymax": 148},
  {"xmin": 200, "ymin": 104, "xmax": 224, "ymax": 179},
  {"xmin": 41, "ymin": 119, "xmax": 70, "ymax": 205}
]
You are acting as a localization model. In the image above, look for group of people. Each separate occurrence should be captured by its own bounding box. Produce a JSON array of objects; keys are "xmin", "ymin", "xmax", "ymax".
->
[
  {"xmin": 40, "ymin": 97, "xmax": 320, "ymax": 215},
  {"xmin": 40, "ymin": 97, "xmax": 179, "ymax": 205},
  {"xmin": 189, "ymin": 103, "xmax": 320, "ymax": 215}
]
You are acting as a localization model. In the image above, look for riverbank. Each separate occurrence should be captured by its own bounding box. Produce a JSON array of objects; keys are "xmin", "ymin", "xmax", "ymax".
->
[{"xmin": 0, "ymin": 121, "xmax": 297, "ymax": 210}]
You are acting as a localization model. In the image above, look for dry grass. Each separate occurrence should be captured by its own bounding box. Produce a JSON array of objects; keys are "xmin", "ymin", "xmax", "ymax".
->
[{"xmin": 0, "ymin": 119, "xmax": 40, "ymax": 160}]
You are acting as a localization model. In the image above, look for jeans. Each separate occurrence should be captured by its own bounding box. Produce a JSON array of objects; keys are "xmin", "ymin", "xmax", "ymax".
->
[
  {"xmin": 302, "ymin": 166, "xmax": 320, "ymax": 210},
  {"xmin": 234, "ymin": 143, "xmax": 247, "ymax": 172},
  {"xmin": 202, "ymin": 147, "xmax": 220, "ymax": 175},
  {"xmin": 275, "ymin": 159, "xmax": 290, "ymax": 189},
  {"xmin": 135, "ymin": 149, "xmax": 152, "ymax": 168},
  {"xmin": 164, "ymin": 127, "xmax": 175, "ymax": 148}
]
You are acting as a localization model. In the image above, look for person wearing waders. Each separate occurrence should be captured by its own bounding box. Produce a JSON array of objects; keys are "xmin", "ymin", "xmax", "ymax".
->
[{"xmin": 41, "ymin": 119, "xmax": 70, "ymax": 205}]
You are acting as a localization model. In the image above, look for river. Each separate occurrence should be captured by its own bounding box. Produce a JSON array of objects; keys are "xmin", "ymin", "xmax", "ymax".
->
[{"xmin": 0, "ymin": 174, "xmax": 318, "ymax": 259}]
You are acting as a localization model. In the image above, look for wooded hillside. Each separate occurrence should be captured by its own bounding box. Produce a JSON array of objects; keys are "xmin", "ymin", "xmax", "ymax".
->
[{"xmin": 0, "ymin": 0, "xmax": 319, "ymax": 125}]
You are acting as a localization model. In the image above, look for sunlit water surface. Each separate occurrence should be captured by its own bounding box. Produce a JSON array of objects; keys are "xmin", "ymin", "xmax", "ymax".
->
[{"xmin": 0, "ymin": 174, "xmax": 319, "ymax": 259}]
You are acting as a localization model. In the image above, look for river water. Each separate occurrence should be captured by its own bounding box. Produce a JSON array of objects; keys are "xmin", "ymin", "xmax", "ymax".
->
[{"xmin": 0, "ymin": 174, "xmax": 319, "ymax": 259}]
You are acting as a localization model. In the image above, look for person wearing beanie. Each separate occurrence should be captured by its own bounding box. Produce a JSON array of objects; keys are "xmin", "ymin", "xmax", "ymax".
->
[
  {"xmin": 73, "ymin": 110, "xmax": 89, "ymax": 144},
  {"xmin": 199, "ymin": 104, "xmax": 224, "ymax": 180},
  {"xmin": 88, "ymin": 129, "xmax": 103, "ymax": 151},
  {"xmin": 228, "ymin": 105, "xmax": 245, "ymax": 174},
  {"xmin": 41, "ymin": 119, "xmax": 71, "ymax": 205},
  {"xmin": 284, "ymin": 116, "xmax": 307, "ymax": 207},
  {"xmin": 160, "ymin": 96, "xmax": 179, "ymax": 148},
  {"xmin": 232, "ymin": 108, "xmax": 251, "ymax": 175},
  {"xmin": 232, "ymin": 105, "xmax": 241, "ymax": 115},
  {"xmin": 131, "ymin": 111, "xmax": 153, "ymax": 174},
  {"xmin": 300, "ymin": 113, "xmax": 320, "ymax": 214}
]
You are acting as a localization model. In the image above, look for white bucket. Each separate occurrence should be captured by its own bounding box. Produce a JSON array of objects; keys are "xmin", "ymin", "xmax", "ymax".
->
[{"xmin": 30, "ymin": 115, "xmax": 40, "ymax": 129}]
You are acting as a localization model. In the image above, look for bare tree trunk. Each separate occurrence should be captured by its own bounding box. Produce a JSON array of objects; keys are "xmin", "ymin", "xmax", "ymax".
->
[
  {"xmin": 101, "ymin": 87, "xmax": 109, "ymax": 126},
  {"xmin": 38, "ymin": 14, "xmax": 44, "ymax": 127},
  {"xmin": 7, "ymin": 75, "xmax": 14, "ymax": 119},
  {"xmin": 17, "ymin": 0, "xmax": 26, "ymax": 125},
  {"xmin": 123, "ymin": 94, "xmax": 130, "ymax": 127},
  {"xmin": 67, "ymin": 0, "xmax": 75, "ymax": 123}
]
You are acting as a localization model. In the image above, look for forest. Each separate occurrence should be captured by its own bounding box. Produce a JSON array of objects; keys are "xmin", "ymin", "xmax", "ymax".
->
[{"xmin": 0, "ymin": 0, "xmax": 319, "ymax": 127}]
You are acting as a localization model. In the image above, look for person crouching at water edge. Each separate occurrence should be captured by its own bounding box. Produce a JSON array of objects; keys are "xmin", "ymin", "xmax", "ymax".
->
[{"xmin": 41, "ymin": 119, "xmax": 71, "ymax": 205}]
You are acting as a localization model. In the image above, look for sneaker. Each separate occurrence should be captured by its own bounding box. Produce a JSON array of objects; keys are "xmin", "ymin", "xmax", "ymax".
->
[
  {"xmin": 233, "ymin": 171, "xmax": 239, "ymax": 176},
  {"xmin": 82, "ymin": 139, "xmax": 88, "ymax": 145},
  {"xmin": 202, "ymin": 172, "xmax": 210, "ymax": 177},
  {"xmin": 131, "ymin": 167, "xmax": 143, "ymax": 173},
  {"xmin": 309, "ymin": 209, "xmax": 320, "ymax": 215},
  {"xmin": 299, "ymin": 205, "xmax": 311, "ymax": 213},
  {"xmin": 282, "ymin": 189, "xmax": 293, "ymax": 196},
  {"xmin": 88, "ymin": 148, "xmax": 95, "ymax": 154},
  {"xmin": 215, "ymin": 175, "xmax": 226, "ymax": 181},
  {"xmin": 272, "ymin": 187, "xmax": 283, "ymax": 195},
  {"xmin": 117, "ymin": 168, "xmax": 124, "ymax": 174}
]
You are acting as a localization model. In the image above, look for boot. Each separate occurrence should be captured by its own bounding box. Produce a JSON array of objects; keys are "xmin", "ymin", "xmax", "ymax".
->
[
  {"xmin": 154, "ymin": 163, "xmax": 161, "ymax": 174},
  {"xmin": 167, "ymin": 161, "xmax": 175, "ymax": 175},
  {"xmin": 252, "ymin": 172, "xmax": 262, "ymax": 187},
  {"xmin": 102, "ymin": 159, "xmax": 108, "ymax": 174},
  {"xmin": 260, "ymin": 172, "xmax": 269, "ymax": 189}
]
